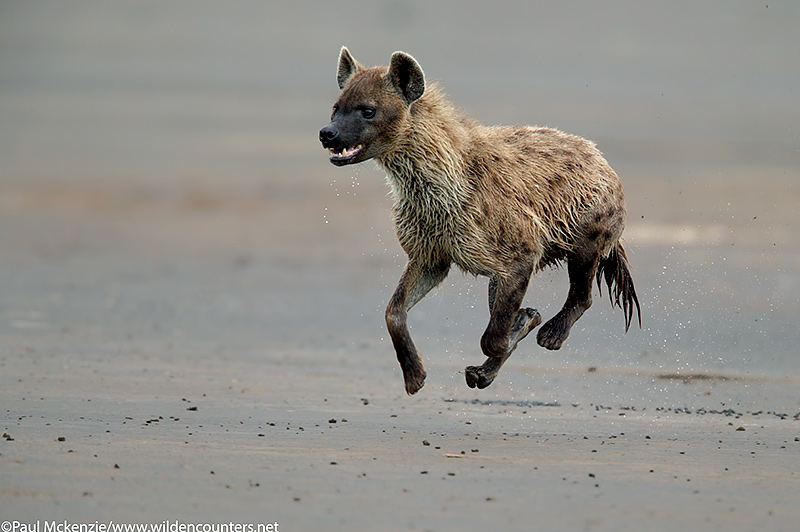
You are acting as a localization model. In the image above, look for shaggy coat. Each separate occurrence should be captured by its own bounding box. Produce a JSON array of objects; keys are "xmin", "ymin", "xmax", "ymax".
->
[{"xmin": 320, "ymin": 48, "xmax": 640, "ymax": 394}]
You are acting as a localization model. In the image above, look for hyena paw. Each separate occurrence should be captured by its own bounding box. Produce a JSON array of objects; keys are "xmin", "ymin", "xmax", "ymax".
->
[
  {"xmin": 403, "ymin": 367, "xmax": 426, "ymax": 395},
  {"xmin": 536, "ymin": 316, "xmax": 569, "ymax": 350},
  {"xmin": 510, "ymin": 308, "xmax": 542, "ymax": 345},
  {"xmin": 465, "ymin": 365, "xmax": 496, "ymax": 389}
]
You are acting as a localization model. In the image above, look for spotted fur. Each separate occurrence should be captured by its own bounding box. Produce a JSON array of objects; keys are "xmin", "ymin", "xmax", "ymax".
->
[{"xmin": 320, "ymin": 48, "xmax": 640, "ymax": 394}]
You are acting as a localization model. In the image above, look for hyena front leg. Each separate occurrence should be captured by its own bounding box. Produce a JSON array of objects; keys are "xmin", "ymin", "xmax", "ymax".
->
[
  {"xmin": 386, "ymin": 260, "xmax": 450, "ymax": 395},
  {"xmin": 465, "ymin": 265, "xmax": 540, "ymax": 389}
]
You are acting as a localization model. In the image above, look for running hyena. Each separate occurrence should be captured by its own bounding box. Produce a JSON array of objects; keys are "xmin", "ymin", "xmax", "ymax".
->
[{"xmin": 319, "ymin": 47, "xmax": 640, "ymax": 395}]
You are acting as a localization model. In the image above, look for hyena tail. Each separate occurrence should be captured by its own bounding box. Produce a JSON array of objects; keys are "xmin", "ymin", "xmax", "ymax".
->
[{"xmin": 596, "ymin": 241, "xmax": 641, "ymax": 333}]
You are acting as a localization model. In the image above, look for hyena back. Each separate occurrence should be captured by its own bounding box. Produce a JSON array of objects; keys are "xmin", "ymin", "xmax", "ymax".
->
[{"xmin": 319, "ymin": 47, "xmax": 640, "ymax": 395}]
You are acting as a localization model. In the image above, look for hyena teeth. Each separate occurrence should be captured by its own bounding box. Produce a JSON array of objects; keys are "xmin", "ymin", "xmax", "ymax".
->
[{"xmin": 329, "ymin": 145, "xmax": 362, "ymax": 159}]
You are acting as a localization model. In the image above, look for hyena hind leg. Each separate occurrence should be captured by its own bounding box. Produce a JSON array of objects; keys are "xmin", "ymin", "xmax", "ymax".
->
[
  {"xmin": 465, "ymin": 307, "xmax": 541, "ymax": 389},
  {"xmin": 537, "ymin": 250, "xmax": 597, "ymax": 350},
  {"xmin": 465, "ymin": 269, "xmax": 540, "ymax": 389}
]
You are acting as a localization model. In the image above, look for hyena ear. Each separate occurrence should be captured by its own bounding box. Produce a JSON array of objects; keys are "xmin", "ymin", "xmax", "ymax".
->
[
  {"xmin": 386, "ymin": 51, "xmax": 425, "ymax": 104},
  {"xmin": 337, "ymin": 47, "xmax": 362, "ymax": 90}
]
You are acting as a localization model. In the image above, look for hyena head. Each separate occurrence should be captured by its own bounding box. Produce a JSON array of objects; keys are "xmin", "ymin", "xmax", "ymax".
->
[{"xmin": 319, "ymin": 47, "xmax": 425, "ymax": 166}]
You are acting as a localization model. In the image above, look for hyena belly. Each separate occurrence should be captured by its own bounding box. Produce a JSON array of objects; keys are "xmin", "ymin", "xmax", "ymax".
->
[{"xmin": 432, "ymin": 126, "xmax": 627, "ymax": 276}]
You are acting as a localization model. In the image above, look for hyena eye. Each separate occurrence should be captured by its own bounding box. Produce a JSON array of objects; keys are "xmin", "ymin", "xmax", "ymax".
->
[
  {"xmin": 361, "ymin": 107, "xmax": 376, "ymax": 119},
  {"xmin": 331, "ymin": 104, "xmax": 339, "ymax": 119}
]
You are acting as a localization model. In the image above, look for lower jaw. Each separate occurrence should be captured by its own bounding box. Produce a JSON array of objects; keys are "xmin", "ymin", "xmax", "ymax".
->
[
  {"xmin": 329, "ymin": 150, "xmax": 370, "ymax": 166},
  {"xmin": 329, "ymin": 154, "xmax": 357, "ymax": 166},
  {"xmin": 328, "ymin": 145, "xmax": 365, "ymax": 165}
]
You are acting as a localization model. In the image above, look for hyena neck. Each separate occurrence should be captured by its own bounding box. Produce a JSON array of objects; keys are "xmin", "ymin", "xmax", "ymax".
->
[
  {"xmin": 375, "ymin": 87, "xmax": 477, "ymax": 266},
  {"xmin": 376, "ymin": 86, "xmax": 472, "ymax": 204}
]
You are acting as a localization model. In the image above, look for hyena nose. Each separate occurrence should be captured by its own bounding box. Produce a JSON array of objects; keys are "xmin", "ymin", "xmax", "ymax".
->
[{"xmin": 319, "ymin": 125, "xmax": 339, "ymax": 146}]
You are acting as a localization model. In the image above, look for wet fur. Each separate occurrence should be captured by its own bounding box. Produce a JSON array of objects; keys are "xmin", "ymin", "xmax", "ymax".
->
[{"xmin": 320, "ymin": 47, "xmax": 640, "ymax": 394}]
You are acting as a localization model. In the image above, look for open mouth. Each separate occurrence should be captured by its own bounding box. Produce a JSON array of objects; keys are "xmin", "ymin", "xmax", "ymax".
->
[{"xmin": 328, "ymin": 144, "xmax": 364, "ymax": 164}]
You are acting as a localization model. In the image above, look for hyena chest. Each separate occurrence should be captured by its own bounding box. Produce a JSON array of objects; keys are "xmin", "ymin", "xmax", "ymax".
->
[
  {"xmin": 391, "ymin": 197, "xmax": 492, "ymax": 275},
  {"xmin": 384, "ymin": 167, "xmax": 493, "ymax": 273},
  {"xmin": 392, "ymin": 197, "xmax": 462, "ymax": 263}
]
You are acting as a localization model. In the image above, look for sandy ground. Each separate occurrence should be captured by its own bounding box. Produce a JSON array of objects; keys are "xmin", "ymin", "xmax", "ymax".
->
[
  {"xmin": 2, "ymin": 174, "xmax": 798, "ymax": 531},
  {"xmin": 2, "ymin": 2, "xmax": 800, "ymax": 531}
]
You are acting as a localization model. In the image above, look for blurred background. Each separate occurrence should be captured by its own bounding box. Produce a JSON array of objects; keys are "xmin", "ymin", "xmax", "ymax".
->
[{"xmin": 1, "ymin": 1, "xmax": 798, "ymax": 407}]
